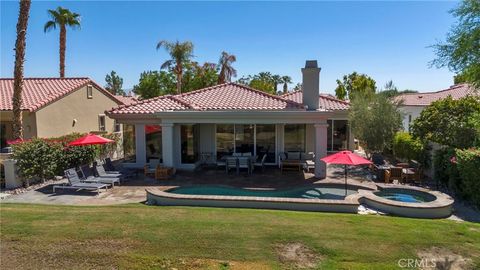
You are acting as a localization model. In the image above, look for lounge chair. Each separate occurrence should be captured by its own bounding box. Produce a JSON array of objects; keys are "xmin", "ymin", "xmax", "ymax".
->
[
  {"xmin": 103, "ymin": 158, "xmax": 135, "ymax": 178},
  {"xmin": 302, "ymin": 152, "xmax": 315, "ymax": 172},
  {"xmin": 80, "ymin": 165, "xmax": 120, "ymax": 186},
  {"xmin": 94, "ymin": 164, "xmax": 123, "ymax": 179},
  {"xmin": 215, "ymin": 156, "xmax": 226, "ymax": 171},
  {"xmin": 53, "ymin": 168, "xmax": 108, "ymax": 194}
]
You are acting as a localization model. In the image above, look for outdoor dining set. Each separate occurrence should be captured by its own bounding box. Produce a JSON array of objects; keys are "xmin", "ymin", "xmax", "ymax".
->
[{"xmin": 370, "ymin": 153, "xmax": 424, "ymax": 184}]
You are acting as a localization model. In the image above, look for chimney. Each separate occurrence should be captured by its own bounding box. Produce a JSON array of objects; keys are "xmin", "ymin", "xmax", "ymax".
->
[{"xmin": 302, "ymin": 60, "xmax": 320, "ymax": 110}]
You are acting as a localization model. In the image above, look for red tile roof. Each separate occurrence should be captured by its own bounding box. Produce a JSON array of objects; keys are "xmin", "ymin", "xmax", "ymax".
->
[
  {"xmin": 281, "ymin": 90, "xmax": 350, "ymax": 111},
  {"xmin": 0, "ymin": 77, "xmax": 123, "ymax": 112},
  {"xmin": 108, "ymin": 83, "xmax": 307, "ymax": 115},
  {"xmin": 114, "ymin": 95, "xmax": 138, "ymax": 106},
  {"xmin": 395, "ymin": 84, "xmax": 478, "ymax": 106}
]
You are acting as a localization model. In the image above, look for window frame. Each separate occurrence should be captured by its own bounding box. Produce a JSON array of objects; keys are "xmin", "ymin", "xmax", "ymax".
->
[
  {"xmin": 98, "ymin": 114, "xmax": 106, "ymax": 132},
  {"xmin": 87, "ymin": 85, "xmax": 93, "ymax": 99}
]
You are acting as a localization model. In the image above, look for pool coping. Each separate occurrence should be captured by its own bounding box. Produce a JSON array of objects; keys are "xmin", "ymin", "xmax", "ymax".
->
[{"xmin": 146, "ymin": 182, "xmax": 373, "ymax": 206}]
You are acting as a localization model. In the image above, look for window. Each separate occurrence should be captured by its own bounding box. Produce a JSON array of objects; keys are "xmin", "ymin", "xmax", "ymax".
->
[
  {"xmin": 87, "ymin": 85, "xmax": 93, "ymax": 99},
  {"xmin": 256, "ymin": 124, "xmax": 276, "ymax": 163},
  {"xmin": 181, "ymin": 124, "xmax": 199, "ymax": 164},
  {"xmin": 114, "ymin": 120, "xmax": 121, "ymax": 133},
  {"xmin": 145, "ymin": 125, "xmax": 162, "ymax": 163},
  {"xmin": 235, "ymin": 124, "xmax": 254, "ymax": 155},
  {"xmin": 216, "ymin": 124, "xmax": 234, "ymax": 160},
  {"xmin": 284, "ymin": 124, "xmax": 305, "ymax": 152},
  {"xmin": 98, "ymin": 115, "xmax": 106, "ymax": 131},
  {"xmin": 327, "ymin": 120, "xmax": 350, "ymax": 152}
]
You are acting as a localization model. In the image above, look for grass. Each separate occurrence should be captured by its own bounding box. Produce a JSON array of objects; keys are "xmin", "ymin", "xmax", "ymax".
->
[{"xmin": 1, "ymin": 203, "xmax": 479, "ymax": 269}]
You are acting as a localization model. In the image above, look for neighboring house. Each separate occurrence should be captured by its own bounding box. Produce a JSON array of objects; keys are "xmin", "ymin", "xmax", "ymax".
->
[
  {"xmin": 0, "ymin": 78, "xmax": 124, "ymax": 148},
  {"xmin": 106, "ymin": 60, "xmax": 352, "ymax": 178},
  {"xmin": 396, "ymin": 84, "xmax": 478, "ymax": 132}
]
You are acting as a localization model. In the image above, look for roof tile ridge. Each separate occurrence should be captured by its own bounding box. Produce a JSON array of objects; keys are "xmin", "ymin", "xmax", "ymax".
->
[
  {"xmin": 0, "ymin": 77, "xmax": 90, "ymax": 80},
  {"xmin": 281, "ymin": 90, "xmax": 302, "ymax": 97},
  {"xmin": 231, "ymin": 82, "xmax": 305, "ymax": 109},
  {"xmin": 168, "ymin": 95, "xmax": 198, "ymax": 110},
  {"xmin": 113, "ymin": 94, "xmax": 172, "ymax": 110},
  {"xmin": 319, "ymin": 94, "xmax": 350, "ymax": 105},
  {"xmin": 177, "ymin": 83, "xmax": 232, "ymax": 97}
]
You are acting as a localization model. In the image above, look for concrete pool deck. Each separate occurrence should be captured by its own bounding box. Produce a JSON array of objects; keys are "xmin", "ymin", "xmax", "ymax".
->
[{"xmin": 2, "ymin": 165, "xmax": 479, "ymax": 222}]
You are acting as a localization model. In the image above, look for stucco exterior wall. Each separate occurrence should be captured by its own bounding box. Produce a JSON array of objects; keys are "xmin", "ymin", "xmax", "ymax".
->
[
  {"xmin": 0, "ymin": 111, "xmax": 37, "ymax": 140},
  {"xmin": 398, "ymin": 105, "xmax": 425, "ymax": 132},
  {"xmin": 34, "ymin": 85, "xmax": 120, "ymax": 138}
]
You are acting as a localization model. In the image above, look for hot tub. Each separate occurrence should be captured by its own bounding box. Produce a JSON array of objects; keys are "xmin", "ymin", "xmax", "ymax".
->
[{"xmin": 359, "ymin": 186, "xmax": 454, "ymax": 219}]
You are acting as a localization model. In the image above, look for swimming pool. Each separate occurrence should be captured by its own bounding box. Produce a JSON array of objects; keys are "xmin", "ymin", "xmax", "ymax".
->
[
  {"xmin": 169, "ymin": 185, "xmax": 358, "ymax": 200},
  {"xmin": 374, "ymin": 189, "xmax": 436, "ymax": 203}
]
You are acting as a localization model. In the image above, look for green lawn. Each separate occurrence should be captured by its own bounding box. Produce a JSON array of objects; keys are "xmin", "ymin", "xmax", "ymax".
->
[{"xmin": 1, "ymin": 203, "xmax": 479, "ymax": 269}]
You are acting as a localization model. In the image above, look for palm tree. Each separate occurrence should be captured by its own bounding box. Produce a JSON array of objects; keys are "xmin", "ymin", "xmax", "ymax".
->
[
  {"xmin": 12, "ymin": 0, "xmax": 32, "ymax": 139},
  {"xmin": 281, "ymin": 75, "xmax": 292, "ymax": 94},
  {"xmin": 271, "ymin": 74, "xmax": 282, "ymax": 93},
  {"xmin": 218, "ymin": 51, "xmax": 237, "ymax": 84},
  {"xmin": 156, "ymin": 40, "xmax": 194, "ymax": 94},
  {"xmin": 44, "ymin": 7, "xmax": 81, "ymax": 78}
]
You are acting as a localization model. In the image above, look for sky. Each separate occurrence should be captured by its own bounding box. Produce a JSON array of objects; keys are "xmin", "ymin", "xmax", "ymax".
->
[{"xmin": 1, "ymin": 1, "xmax": 459, "ymax": 94}]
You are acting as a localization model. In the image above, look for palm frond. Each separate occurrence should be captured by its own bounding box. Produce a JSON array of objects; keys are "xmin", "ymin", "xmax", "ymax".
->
[
  {"xmin": 43, "ymin": 20, "xmax": 56, "ymax": 32},
  {"xmin": 161, "ymin": 60, "xmax": 174, "ymax": 70}
]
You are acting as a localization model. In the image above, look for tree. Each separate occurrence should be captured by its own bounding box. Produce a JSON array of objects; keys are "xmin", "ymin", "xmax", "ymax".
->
[
  {"xmin": 217, "ymin": 51, "xmax": 237, "ymax": 84},
  {"xmin": 271, "ymin": 74, "xmax": 282, "ymax": 93},
  {"xmin": 183, "ymin": 62, "xmax": 218, "ymax": 92},
  {"xmin": 105, "ymin": 71, "xmax": 125, "ymax": 95},
  {"xmin": 431, "ymin": 0, "xmax": 480, "ymax": 87},
  {"xmin": 411, "ymin": 96, "xmax": 480, "ymax": 149},
  {"xmin": 335, "ymin": 72, "xmax": 376, "ymax": 100},
  {"xmin": 349, "ymin": 94, "xmax": 403, "ymax": 155},
  {"xmin": 293, "ymin": 83, "xmax": 302, "ymax": 91},
  {"xmin": 281, "ymin": 76, "xmax": 292, "ymax": 93},
  {"xmin": 156, "ymin": 40, "xmax": 194, "ymax": 94},
  {"xmin": 249, "ymin": 79, "xmax": 275, "ymax": 94},
  {"xmin": 133, "ymin": 71, "xmax": 176, "ymax": 99},
  {"xmin": 44, "ymin": 7, "xmax": 81, "ymax": 78},
  {"xmin": 12, "ymin": 0, "xmax": 31, "ymax": 140}
]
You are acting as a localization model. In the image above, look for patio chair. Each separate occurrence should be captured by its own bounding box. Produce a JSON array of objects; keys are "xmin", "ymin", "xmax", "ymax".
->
[
  {"xmin": 103, "ymin": 158, "xmax": 135, "ymax": 178},
  {"xmin": 241, "ymin": 152, "xmax": 252, "ymax": 157},
  {"xmin": 225, "ymin": 157, "xmax": 238, "ymax": 174},
  {"xmin": 80, "ymin": 165, "xmax": 120, "ymax": 186},
  {"xmin": 232, "ymin": 152, "xmax": 242, "ymax": 157},
  {"xmin": 216, "ymin": 156, "xmax": 226, "ymax": 171},
  {"xmin": 253, "ymin": 154, "xmax": 267, "ymax": 172},
  {"xmin": 144, "ymin": 159, "xmax": 160, "ymax": 176},
  {"xmin": 302, "ymin": 152, "xmax": 315, "ymax": 172},
  {"xmin": 238, "ymin": 157, "xmax": 252, "ymax": 175},
  {"xmin": 53, "ymin": 168, "xmax": 108, "ymax": 194},
  {"xmin": 389, "ymin": 167, "xmax": 403, "ymax": 182}
]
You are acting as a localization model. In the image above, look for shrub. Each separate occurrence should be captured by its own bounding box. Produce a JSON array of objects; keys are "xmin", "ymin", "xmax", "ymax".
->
[
  {"xmin": 97, "ymin": 133, "xmax": 121, "ymax": 159},
  {"xmin": 49, "ymin": 133, "xmax": 96, "ymax": 173},
  {"xmin": 392, "ymin": 132, "xmax": 428, "ymax": 165},
  {"xmin": 12, "ymin": 138, "xmax": 63, "ymax": 184},
  {"xmin": 455, "ymin": 148, "xmax": 480, "ymax": 208},
  {"xmin": 433, "ymin": 147, "xmax": 461, "ymax": 192}
]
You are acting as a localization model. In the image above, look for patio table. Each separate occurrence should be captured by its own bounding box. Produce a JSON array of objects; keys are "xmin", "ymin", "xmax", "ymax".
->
[
  {"xmin": 223, "ymin": 156, "xmax": 254, "ymax": 174},
  {"xmin": 281, "ymin": 160, "xmax": 304, "ymax": 172}
]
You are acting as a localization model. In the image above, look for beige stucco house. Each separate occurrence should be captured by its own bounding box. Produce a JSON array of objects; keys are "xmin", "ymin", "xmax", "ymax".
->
[
  {"xmin": 107, "ymin": 60, "xmax": 353, "ymax": 179},
  {"xmin": 0, "ymin": 78, "xmax": 124, "ymax": 148}
]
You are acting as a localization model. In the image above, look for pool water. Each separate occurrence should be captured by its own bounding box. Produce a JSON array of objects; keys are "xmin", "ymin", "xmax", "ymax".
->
[
  {"xmin": 374, "ymin": 189, "xmax": 436, "ymax": 203},
  {"xmin": 168, "ymin": 185, "xmax": 358, "ymax": 200}
]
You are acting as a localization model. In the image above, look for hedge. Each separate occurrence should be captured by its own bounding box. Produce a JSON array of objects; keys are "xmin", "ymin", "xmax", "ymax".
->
[
  {"xmin": 455, "ymin": 148, "xmax": 480, "ymax": 208},
  {"xmin": 12, "ymin": 133, "xmax": 118, "ymax": 185},
  {"xmin": 392, "ymin": 132, "xmax": 429, "ymax": 167}
]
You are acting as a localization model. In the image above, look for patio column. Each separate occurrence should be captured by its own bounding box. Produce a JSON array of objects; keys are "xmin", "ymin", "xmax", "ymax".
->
[
  {"xmin": 135, "ymin": 124, "xmax": 146, "ymax": 166},
  {"xmin": 314, "ymin": 123, "xmax": 328, "ymax": 179},
  {"xmin": 161, "ymin": 123, "xmax": 174, "ymax": 167}
]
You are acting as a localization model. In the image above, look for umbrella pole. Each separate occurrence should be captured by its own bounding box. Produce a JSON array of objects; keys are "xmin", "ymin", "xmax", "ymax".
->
[{"xmin": 345, "ymin": 164, "xmax": 347, "ymax": 197}]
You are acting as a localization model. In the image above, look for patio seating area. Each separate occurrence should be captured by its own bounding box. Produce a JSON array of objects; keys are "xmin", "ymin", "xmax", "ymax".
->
[{"xmin": 370, "ymin": 153, "xmax": 425, "ymax": 185}]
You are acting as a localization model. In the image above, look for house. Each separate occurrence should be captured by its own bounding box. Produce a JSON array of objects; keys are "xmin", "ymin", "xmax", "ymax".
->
[
  {"xmin": 395, "ymin": 83, "xmax": 478, "ymax": 132},
  {"xmin": 0, "ymin": 77, "xmax": 124, "ymax": 148},
  {"xmin": 106, "ymin": 60, "xmax": 353, "ymax": 178}
]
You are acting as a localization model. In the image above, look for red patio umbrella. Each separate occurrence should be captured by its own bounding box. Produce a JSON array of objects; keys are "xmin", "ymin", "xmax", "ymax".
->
[
  {"xmin": 321, "ymin": 150, "xmax": 372, "ymax": 196},
  {"xmin": 7, "ymin": 138, "xmax": 26, "ymax": 145},
  {"xmin": 68, "ymin": 134, "xmax": 114, "ymax": 146}
]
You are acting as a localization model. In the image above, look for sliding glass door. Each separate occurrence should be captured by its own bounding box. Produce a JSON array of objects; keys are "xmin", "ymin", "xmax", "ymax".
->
[
  {"xmin": 181, "ymin": 124, "xmax": 199, "ymax": 164},
  {"xmin": 235, "ymin": 124, "xmax": 255, "ymax": 155},
  {"xmin": 256, "ymin": 124, "xmax": 276, "ymax": 163},
  {"xmin": 215, "ymin": 124, "xmax": 276, "ymax": 164},
  {"xmin": 327, "ymin": 120, "xmax": 350, "ymax": 152}
]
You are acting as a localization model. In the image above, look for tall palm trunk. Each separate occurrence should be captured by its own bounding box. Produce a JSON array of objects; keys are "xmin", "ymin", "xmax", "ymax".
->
[
  {"xmin": 12, "ymin": 0, "xmax": 32, "ymax": 140},
  {"xmin": 59, "ymin": 24, "xmax": 66, "ymax": 77},
  {"xmin": 283, "ymin": 83, "xmax": 288, "ymax": 94},
  {"xmin": 175, "ymin": 63, "xmax": 182, "ymax": 94}
]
